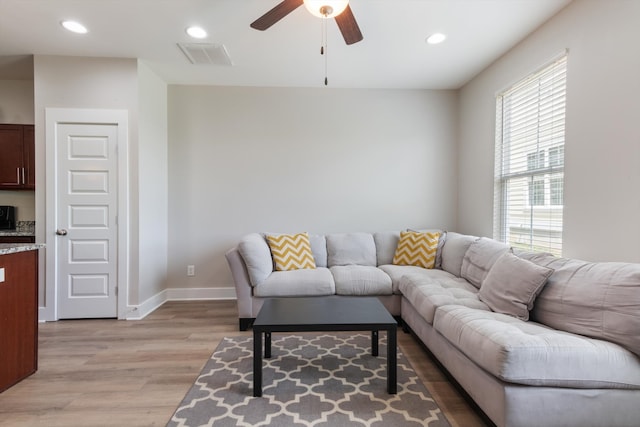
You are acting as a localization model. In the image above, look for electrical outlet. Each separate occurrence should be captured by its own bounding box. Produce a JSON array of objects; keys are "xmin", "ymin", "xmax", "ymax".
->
[
  {"xmin": 187, "ymin": 265, "xmax": 195, "ymax": 276},
  {"xmin": 0, "ymin": 268, "xmax": 4, "ymax": 283}
]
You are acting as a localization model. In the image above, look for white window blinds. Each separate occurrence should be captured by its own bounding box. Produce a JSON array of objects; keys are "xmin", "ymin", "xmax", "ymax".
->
[{"xmin": 493, "ymin": 54, "xmax": 567, "ymax": 256}]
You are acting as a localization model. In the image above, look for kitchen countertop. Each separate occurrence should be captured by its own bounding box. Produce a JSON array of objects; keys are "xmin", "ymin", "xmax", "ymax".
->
[{"xmin": 0, "ymin": 244, "xmax": 45, "ymax": 255}]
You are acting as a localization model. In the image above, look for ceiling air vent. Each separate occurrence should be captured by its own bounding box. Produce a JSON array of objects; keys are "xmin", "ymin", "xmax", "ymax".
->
[{"xmin": 177, "ymin": 43, "xmax": 233, "ymax": 66}]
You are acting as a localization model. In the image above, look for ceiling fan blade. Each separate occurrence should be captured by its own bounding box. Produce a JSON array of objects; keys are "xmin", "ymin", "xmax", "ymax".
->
[
  {"xmin": 334, "ymin": 4, "xmax": 363, "ymax": 45},
  {"xmin": 250, "ymin": 0, "xmax": 304, "ymax": 31}
]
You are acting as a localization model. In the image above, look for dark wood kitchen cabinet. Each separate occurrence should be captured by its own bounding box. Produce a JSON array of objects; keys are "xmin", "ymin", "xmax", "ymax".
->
[
  {"xmin": 0, "ymin": 236, "xmax": 36, "ymax": 243},
  {"xmin": 0, "ymin": 124, "xmax": 35, "ymax": 190},
  {"xmin": 0, "ymin": 249, "xmax": 38, "ymax": 392}
]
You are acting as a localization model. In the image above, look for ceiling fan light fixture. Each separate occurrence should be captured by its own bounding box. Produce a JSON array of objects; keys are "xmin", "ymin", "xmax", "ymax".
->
[{"xmin": 303, "ymin": 0, "xmax": 349, "ymax": 18}]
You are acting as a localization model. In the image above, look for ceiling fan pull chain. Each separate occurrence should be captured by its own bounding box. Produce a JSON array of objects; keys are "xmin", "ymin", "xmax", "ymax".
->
[
  {"xmin": 320, "ymin": 15, "xmax": 324, "ymax": 55},
  {"xmin": 323, "ymin": 16, "xmax": 328, "ymax": 86},
  {"xmin": 324, "ymin": 49, "xmax": 328, "ymax": 86}
]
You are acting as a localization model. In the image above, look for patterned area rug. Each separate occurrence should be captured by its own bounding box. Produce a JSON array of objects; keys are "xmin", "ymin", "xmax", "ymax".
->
[{"xmin": 167, "ymin": 333, "xmax": 451, "ymax": 427}]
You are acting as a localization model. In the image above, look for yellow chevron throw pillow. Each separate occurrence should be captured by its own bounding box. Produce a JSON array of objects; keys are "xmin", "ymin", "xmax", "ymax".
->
[
  {"xmin": 266, "ymin": 232, "xmax": 317, "ymax": 271},
  {"xmin": 392, "ymin": 231, "xmax": 441, "ymax": 269}
]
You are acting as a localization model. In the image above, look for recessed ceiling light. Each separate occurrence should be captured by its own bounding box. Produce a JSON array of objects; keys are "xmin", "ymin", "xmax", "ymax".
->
[
  {"xmin": 61, "ymin": 20, "xmax": 88, "ymax": 34},
  {"xmin": 426, "ymin": 33, "xmax": 446, "ymax": 45},
  {"xmin": 186, "ymin": 26, "xmax": 207, "ymax": 39}
]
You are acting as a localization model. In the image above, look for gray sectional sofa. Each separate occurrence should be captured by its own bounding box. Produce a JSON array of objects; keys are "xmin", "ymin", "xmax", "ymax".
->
[{"xmin": 225, "ymin": 230, "xmax": 640, "ymax": 427}]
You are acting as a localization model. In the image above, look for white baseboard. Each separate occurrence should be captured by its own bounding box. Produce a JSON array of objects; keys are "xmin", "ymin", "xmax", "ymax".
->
[
  {"xmin": 125, "ymin": 287, "xmax": 237, "ymax": 320},
  {"xmin": 166, "ymin": 287, "xmax": 237, "ymax": 301},
  {"xmin": 124, "ymin": 289, "xmax": 168, "ymax": 320},
  {"xmin": 38, "ymin": 307, "xmax": 49, "ymax": 322}
]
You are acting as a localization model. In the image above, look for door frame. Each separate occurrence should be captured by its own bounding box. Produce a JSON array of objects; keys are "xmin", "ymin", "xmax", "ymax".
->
[{"xmin": 45, "ymin": 108, "xmax": 130, "ymax": 320}]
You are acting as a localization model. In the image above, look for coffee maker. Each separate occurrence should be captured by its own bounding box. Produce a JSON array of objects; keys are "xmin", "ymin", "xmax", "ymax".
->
[{"xmin": 0, "ymin": 206, "xmax": 16, "ymax": 230}]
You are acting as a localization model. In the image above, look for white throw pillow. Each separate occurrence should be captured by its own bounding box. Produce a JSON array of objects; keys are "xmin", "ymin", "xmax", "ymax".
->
[{"xmin": 479, "ymin": 252, "xmax": 554, "ymax": 321}]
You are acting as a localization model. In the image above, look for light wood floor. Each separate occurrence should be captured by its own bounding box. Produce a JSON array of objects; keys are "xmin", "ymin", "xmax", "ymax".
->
[{"xmin": 0, "ymin": 301, "xmax": 487, "ymax": 427}]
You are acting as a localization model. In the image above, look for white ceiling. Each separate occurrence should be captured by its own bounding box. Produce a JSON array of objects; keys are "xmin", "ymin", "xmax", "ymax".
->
[{"xmin": 0, "ymin": 0, "xmax": 572, "ymax": 89}]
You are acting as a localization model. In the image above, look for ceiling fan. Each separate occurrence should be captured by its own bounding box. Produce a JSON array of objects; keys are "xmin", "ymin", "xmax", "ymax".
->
[{"xmin": 250, "ymin": 0, "xmax": 363, "ymax": 45}]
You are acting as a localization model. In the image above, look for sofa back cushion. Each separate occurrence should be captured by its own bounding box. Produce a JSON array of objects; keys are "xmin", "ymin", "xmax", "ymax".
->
[
  {"xmin": 326, "ymin": 232, "xmax": 377, "ymax": 267},
  {"xmin": 440, "ymin": 232, "xmax": 478, "ymax": 277},
  {"xmin": 460, "ymin": 237, "xmax": 510, "ymax": 288},
  {"xmin": 373, "ymin": 231, "xmax": 400, "ymax": 266},
  {"xmin": 520, "ymin": 251, "xmax": 640, "ymax": 357},
  {"xmin": 309, "ymin": 234, "xmax": 328, "ymax": 268},
  {"xmin": 238, "ymin": 233, "xmax": 273, "ymax": 287}
]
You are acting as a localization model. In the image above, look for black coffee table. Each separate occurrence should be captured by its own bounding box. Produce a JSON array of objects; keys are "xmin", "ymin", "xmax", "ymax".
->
[{"xmin": 252, "ymin": 296, "xmax": 397, "ymax": 397}]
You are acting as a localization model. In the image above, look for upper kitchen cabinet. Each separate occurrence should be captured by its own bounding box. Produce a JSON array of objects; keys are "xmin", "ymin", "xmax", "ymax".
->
[{"xmin": 0, "ymin": 124, "xmax": 35, "ymax": 190}]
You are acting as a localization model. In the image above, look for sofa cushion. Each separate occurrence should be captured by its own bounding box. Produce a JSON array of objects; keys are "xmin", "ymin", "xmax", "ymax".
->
[
  {"xmin": 517, "ymin": 252, "xmax": 640, "ymax": 358},
  {"xmin": 373, "ymin": 231, "xmax": 400, "ymax": 266},
  {"xmin": 238, "ymin": 233, "xmax": 273, "ymax": 287},
  {"xmin": 266, "ymin": 232, "xmax": 316, "ymax": 271},
  {"xmin": 434, "ymin": 305, "xmax": 640, "ymax": 389},
  {"xmin": 399, "ymin": 273, "xmax": 489, "ymax": 324},
  {"xmin": 309, "ymin": 234, "xmax": 328, "ymax": 268},
  {"xmin": 330, "ymin": 266, "xmax": 392, "ymax": 296},
  {"xmin": 326, "ymin": 233, "xmax": 377, "ymax": 267},
  {"xmin": 392, "ymin": 231, "xmax": 440, "ymax": 269},
  {"xmin": 253, "ymin": 267, "xmax": 335, "ymax": 297},
  {"xmin": 440, "ymin": 232, "xmax": 477, "ymax": 277},
  {"xmin": 379, "ymin": 264, "xmax": 456, "ymax": 294},
  {"xmin": 460, "ymin": 237, "xmax": 510, "ymax": 288},
  {"xmin": 479, "ymin": 252, "xmax": 554, "ymax": 321}
]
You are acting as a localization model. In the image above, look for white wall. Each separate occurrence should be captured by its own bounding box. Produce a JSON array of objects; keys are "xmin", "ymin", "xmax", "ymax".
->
[
  {"xmin": 458, "ymin": 0, "xmax": 640, "ymax": 262},
  {"xmin": 0, "ymin": 191, "xmax": 35, "ymax": 221},
  {"xmin": 167, "ymin": 86, "xmax": 458, "ymax": 290},
  {"xmin": 0, "ymin": 79, "xmax": 33, "ymax": 123},
  {"xmin": 137, "ymin": 61, "xmax": 168, "ymax": 304}
]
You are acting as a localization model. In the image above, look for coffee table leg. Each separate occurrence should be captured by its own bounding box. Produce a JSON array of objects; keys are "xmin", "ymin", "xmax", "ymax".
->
[
  {"xmin": 371, "ymin": 330, "xmax": 379, "ymax": 357},
  {"xmin": 387, "ymin": 327, "xmax": 397, "ymax": 394},
  {"xmin": 265, "ymin": 332, "xmax": 272, "ymax": 359},
  {"xmin": 253, "ymin": 330, "xmax": 262, "ymax": 397}
]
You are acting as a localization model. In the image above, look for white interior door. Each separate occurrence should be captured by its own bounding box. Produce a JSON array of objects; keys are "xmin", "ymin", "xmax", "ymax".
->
[
  {"xmin": 54, "ymin": 121, "xmax": 119, "ymax": 318},
  {"xmin": 46, "ymin": 110, "xmax": 126, "ymax": 320}
]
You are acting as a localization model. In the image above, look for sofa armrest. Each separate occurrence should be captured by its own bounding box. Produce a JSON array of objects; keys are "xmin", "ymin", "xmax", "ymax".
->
[{"xmin": 225, "ymin": 247, "xmax": 253, "ymax": 319}]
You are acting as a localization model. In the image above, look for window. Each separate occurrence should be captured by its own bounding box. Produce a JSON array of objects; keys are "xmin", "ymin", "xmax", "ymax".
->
[
  {"xmin": 529, "ymin": 178, "xmax": 545, "ymax": 206},
  {"xmin": 549, "ymin": 145, "xmax": 564, "ymax": 168},
  {"xmin": 550, "ymin": 177, "xmax": 563, "ymax": 206},
  {"xmin": 527, "ymin": 151, "xmax": 545, "ymax": 171},
  {"xmin": 494, "ymin": 54, "xmax": 567, "ymax": 256},
  {"xmin": 525, "ymin": 146, "xmax": 564, "ymax": 207}
]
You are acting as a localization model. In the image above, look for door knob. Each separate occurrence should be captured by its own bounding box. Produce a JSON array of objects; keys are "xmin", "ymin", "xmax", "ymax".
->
[{"xmin": 56, "ymin": 229, "xmax": 68, "ymax": 236}]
